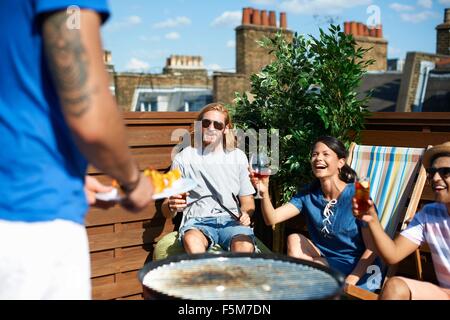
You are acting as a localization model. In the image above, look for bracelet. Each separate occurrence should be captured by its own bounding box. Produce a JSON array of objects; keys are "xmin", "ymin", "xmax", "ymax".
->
[{"xmin": 119, "ymin": 168, "xmax": 141, "ymax": 195}]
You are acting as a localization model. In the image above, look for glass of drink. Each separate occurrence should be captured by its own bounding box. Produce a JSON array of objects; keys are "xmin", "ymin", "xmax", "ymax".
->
[
  {"xmin": 250, "ymin": 151, "xmax": 271, "ymax": 199},
  {"xmin": 355, "ymin": 176, "xmax": 370, "ymax": 213}
]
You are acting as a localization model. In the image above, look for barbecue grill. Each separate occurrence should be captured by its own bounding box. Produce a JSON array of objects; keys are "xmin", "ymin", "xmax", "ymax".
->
[{"xmin": 138, "ymin": 252, "xmax": 344, "ymax": 300}]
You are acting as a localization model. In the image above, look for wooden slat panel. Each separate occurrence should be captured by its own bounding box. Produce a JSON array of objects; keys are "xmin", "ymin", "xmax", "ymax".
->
[
  {"xmin": 126, "ymin": 125, "xmax": 191, "ymax": 147},
  {"xmin": 91, "ymin": 275, "xmax": 115, "ymax": 287},
  {"xmin": 85, "ymin": 205, "xmax": 161, "ymax": 227},
  {"xmin": 88, "ymin": 225, "xmax": 161, "ymax": 252},
  {"xmin": 87, "ymin": 146, "xmax": 174, "ymax": 174},
  {"xmin": 361, "ymin": 130, "xmax": 450, "ymax": 148},
  {"xmin": 90, "ymin": 250, "xmax": 114, "ymax": 261},
  {"xmin": 92, "ymin": 275, "xmax": 142, "ymax": 300},
  {"xmin": 117, "ymin": 294, "xmax": 143, "ymax": 300},
  {"xmin": 86, "ymin": 225, "xmax": 114, "ymax": 237},
  {"xmin": 91, "ymin": 246, "xmax": 149, "ymax": 278}
]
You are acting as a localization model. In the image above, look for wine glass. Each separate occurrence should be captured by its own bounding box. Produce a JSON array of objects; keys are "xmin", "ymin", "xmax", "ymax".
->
[{"xmin": 250, "ymin": 151, "xmax": 271, "ymax": 199}]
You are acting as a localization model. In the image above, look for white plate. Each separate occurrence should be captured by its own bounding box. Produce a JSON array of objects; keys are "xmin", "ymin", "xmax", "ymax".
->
[
  {"xmin": 94, "ymin": 178, "xmax": 197, "ymax": 202},
  {"xmin": 95, "ymin": 188, "xmax": 121, "ymax": 202},
  {"xmin": 152, "ymin": 178, "xmax": 197, "ymax": 200}
]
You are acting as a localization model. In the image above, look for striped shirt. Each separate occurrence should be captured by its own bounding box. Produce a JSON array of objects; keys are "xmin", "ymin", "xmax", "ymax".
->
[{"xmin": 401, "ymin": 203, "xmax": 450, "ymax": 288}]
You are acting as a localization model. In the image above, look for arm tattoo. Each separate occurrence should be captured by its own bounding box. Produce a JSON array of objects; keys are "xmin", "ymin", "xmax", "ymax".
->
[{"xmin": 43, "ymin": 12, "xmax": 96, "ymax": 117}]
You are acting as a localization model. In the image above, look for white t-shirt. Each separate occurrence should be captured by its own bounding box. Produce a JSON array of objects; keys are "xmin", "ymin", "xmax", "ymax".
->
[
  {"xmin": 401, "ymin": 202, "xmax": 450, "ymax": 288},
  {"xmin": 172, "ymin": 146, "xmax": 255, "ymax": 225}
]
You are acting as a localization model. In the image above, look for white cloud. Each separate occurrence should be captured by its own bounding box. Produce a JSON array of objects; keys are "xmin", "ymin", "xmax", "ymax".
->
[
  {"xmin": 226, "ymin": 40, "xmax": 236, "ymax": 48},
  {"xmin": 207, "ymin": 64, "xmax": 223, "ymax": 71},
  {"xmin": 211, "ymin": 11, "xmax": 241, "ymax": 27},
  {"xmin": 389, "ymin": 3, "xmax": 415, "ymax": 12},
  {"xmin": 418, "ymin": 0, "xmax": 433, "ymax": 8},
  {"xmin": 165, "ymin": 32, "xmax": 180, "ymax": 40},
  {"xmin": 279, "ymin": 0, "xmax": 371, "ymax": 15},
  {"xmin": 139, "ymin": 35, "xmax": 160, "ymax": 42},
  {"xmin": 104, "ymin": 15, "xmax": 142, "ymax": 32},
  {"xmin": 438, "ymin": 0, "xmax": 450, "ymax": 5},
  {"xmin": 153, "ymin": 16, "xmax": 191, "ymax": 29},
  {"xmin": 127, "ymin": 16, "xmax": 142, "ymax": 25},
  {"xmin": 126, "ymin": 58, "xmax": 149, "ymax": 71},
  {"xmin": 389, "ymin": 46, "xmax": 402, "ymax": 57},
  {"xmin": 400, "ymin": 11, "xmax": 439, "ymax": 23},
  {"xmin": 249, "ymin": 0, "xmax": 276, "ymax": 4}
]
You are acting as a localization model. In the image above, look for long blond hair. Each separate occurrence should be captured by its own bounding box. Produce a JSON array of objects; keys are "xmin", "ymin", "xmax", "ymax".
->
[{"xmin": 195, "ymin": 103, "xmax": 235, "ymax": 152}]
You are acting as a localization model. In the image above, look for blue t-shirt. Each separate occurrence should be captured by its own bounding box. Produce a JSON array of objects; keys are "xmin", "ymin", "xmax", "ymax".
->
[
  {"xmin": 290, "ymin": 183, "xmax": 369, "ymax": 276},
  {"xmin": 0, "ymin": 1, "xmax": 110, "ymax": 224}
]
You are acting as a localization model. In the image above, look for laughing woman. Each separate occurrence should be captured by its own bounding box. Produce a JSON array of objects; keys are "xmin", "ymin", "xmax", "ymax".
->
[{"xmin": 250, "ymin": 136, "xmax": 381, "ymax": 290}]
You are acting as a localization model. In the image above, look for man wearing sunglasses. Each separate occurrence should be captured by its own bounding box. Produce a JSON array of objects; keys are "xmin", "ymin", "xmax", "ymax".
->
[
  {"xmin": 352, "ymin": 142, "xmax": 450, "ymax": 300},
  {"xmin": 162, "ymin": 103, "xmax": 256, "ymax": 254}
]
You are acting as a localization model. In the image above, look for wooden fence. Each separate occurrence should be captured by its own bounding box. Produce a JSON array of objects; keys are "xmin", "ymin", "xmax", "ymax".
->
[{"xmin": 86, "ymin": 112, "xmax": 450, "ymax": 299}]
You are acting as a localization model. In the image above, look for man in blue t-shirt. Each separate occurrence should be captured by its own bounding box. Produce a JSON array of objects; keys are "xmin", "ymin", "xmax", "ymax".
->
[{"xmin": 0, "ymin": 1, "xmax": 154, "ymax": 299}]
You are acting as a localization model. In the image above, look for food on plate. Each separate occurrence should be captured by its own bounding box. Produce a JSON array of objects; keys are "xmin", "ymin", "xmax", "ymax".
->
[{"xmin": 144, "ymin": 168, "xmax": 182, "ymax": 194}]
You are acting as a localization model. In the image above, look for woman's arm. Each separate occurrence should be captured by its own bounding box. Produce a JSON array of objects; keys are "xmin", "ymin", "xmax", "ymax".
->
[{"xmin": 353, "ymin": 198, "xmax": 420, "ymax": 265}]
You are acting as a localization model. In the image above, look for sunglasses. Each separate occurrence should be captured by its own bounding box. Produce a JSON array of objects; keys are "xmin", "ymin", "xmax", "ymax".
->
[
  {"xmin": 201, "ymin": 119, "xmax": 225, "ymax": 130},
  {"xmin": 426, "ymin": 167, "xmax": 450, "ymax": 180}
]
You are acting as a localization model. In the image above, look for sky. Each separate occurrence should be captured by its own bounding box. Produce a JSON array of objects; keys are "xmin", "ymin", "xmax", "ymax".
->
[{"xmin": 101, "ymin": 0, "xmax": 450, "ymax": 73}]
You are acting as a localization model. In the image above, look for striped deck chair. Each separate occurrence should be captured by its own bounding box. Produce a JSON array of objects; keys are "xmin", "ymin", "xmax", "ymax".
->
[{"xmin": 344, "ymin": 143, "xmax": 428, "ymax": 300}]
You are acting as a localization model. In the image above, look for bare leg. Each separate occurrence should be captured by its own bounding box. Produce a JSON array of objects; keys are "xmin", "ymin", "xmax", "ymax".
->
[
  {"xmin": 287, "ymin": 233, "xmax": 328, "ymax": 267},
  {"xmin": 379, "ymin": 277, "xmax": 411, "ymax": 300},
  {"xmin": 230, "ymin": 235, "xmax": 255, "ymax": 253},
  {"xmin": 182, "ymin": 229, "xmax": 209, "ymax": 254}
]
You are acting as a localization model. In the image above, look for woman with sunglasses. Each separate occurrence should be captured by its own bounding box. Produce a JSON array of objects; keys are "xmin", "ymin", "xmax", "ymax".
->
[
  {"xmin": 352, "ymin": 142, "xmax": 450, "ymax": 300},
  {"xmin": 162, "ymin": 103, "xmax": 257, "ymax": 254},
  {"xmin": 251, "ymin": 136, "xmax": 380, "ymax": 290}
]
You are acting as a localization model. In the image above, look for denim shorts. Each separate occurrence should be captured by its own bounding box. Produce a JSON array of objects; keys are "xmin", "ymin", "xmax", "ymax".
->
[{"xmin": 179, "ymin": 215, "xmax": 255, "ymax": 251}]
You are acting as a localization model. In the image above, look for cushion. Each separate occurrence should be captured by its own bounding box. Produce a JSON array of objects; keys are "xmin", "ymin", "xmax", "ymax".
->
[{"xmin": 153, "ymin": 231, "xmax": 272, "ymax": 261}]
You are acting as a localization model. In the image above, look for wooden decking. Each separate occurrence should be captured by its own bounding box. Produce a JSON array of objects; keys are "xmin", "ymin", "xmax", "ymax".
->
[{"xmin": 86, "ymin": 111, "xmax": 450, "ymax": 299}]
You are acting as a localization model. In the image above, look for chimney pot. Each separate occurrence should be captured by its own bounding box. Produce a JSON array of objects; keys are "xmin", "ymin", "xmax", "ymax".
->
[
  {"xmin": 344, "ymin": 22, "xmax": 351, "ymax": 35},
  {"xmin": 375, "ymin": 25, "xmax": 383, "ymax": 38},
  {"xmin": 357, "ymin": 22, "xmax": 364, "ymax": 36},
  {"xmin": 369, "ymin": 26, "xmax": 377, "ymax": 37},
  {"xmin": 261, "ymin": 10, "xmax": 269, "ymax": 26},
  {"xmin": 350, "ymin": 22, "xmax": 358, "ymax": 36},
  {"xmin": 444, "ymin": 8, "xmax": 450, "ymax": 24},
  {"xmin": 269, "ymin": 11, "xmax": 276, "ymax": 27},
  {"xmin": 252, "ymin": 9, "xmax": 261, "ymax": 25},
  {"xmin": 280, "ymin": 12, "xmax": 287, "ymax": 29},
  {"xmin": 363, "ymin": 24, "xmax": 369, "ymax": 36},
  {"xmin": 242, "ymin": 7, "xmax": 251, "ymax": 25}
]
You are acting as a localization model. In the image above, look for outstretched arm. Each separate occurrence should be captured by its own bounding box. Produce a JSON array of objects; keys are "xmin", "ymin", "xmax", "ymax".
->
[
  {"xmin": 42, "ymin": 9, "xmax": 153, "ymax": 211},
  {"xmin": 352, "ymin": 198, "xmax": 419, "ymax": 265}
]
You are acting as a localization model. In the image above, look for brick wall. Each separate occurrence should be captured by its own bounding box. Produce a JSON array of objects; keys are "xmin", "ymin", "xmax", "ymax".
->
[
  {"xmin": 114, "ymin": 73, "xmax": 212, "ymax": 111},
  {"xmin": 213, "ymin": 72, "xmax": 248, "ymax": 105},
  {"xmin": 396, "ymin": 52, "xmax": 450, "ymax": 112},
  {"xmin": 354, "ymin": 36, "xmax": 388, "ymax": 72}
]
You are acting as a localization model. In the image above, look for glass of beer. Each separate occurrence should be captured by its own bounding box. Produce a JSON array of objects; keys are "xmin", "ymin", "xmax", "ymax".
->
[{"xmin": 355, "ymin": 177, "xmax": 370, "ymax": 213}]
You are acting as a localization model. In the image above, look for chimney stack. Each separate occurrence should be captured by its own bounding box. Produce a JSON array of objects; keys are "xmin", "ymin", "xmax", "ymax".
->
[
  {"xmin": 436, "ymin": 8, "xmax": 450, "ymax": 55},
  {"xmin": 280, "ymin": 12, "xmax": 287, "ymax": 29}
]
